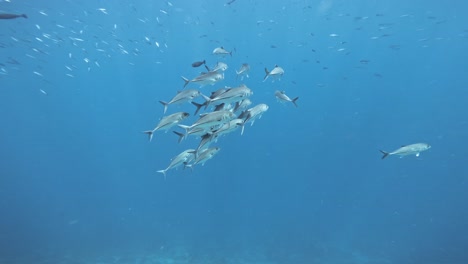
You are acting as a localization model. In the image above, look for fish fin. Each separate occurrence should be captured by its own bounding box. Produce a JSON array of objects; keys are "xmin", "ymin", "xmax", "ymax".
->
[
  {"xmin": 263, "ymin": 68, "xmax": 269, "ymax": 81},
  {"xmin": 142, "ymin": 130, "xmax": 154, "ymax": 142},
  {"xmin": 181, "ymin": 76, "xmax": 190, "ymax": 88},
  {"xmin": 292, "ymin": 97, "xmax": 299, "ymax": 107},
  {"xmin": 159, "ymin": 100, "xmax": 169, "ymax": 114},
  {"xmin": 173, "ymin": 130, "xmax": 186, "ymax": 143},
  {"xmin": 379, "ymin": 150, "xmax": 390, "ymax": 159},
  {"xmin": 191, "ymin": 101, "xmax": 204, "ymax": 116},
  {"xmin": 204, "ymin": 64, "xmax": 210, "ymax": 72},
  {"xmin": 157, "ymin": 170, "xmax": 167, "ymax": 180}
]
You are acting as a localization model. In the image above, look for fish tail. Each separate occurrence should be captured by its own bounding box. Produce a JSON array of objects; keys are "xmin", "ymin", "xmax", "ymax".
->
[
  {"xmin": 173, "ymin": 130, "xmax": 186, "ymax": 143},
  {"xmin": 191, "ymin": 101, "xmax": 204, "ymax": 116},
  {"xmin": 157, "ymin": 169, "xmax": 167, "ymax": 180},
  {"xmin": 204, "ymin": 64, "xmax": 211, "ymax": 72},
  {"xmin": 379, "ymin": 150, "xmax": 390, "ymax": 159},
  {"xmin": 159, "ymin": 100, "xmax": 169, "ymax": 114},
  {"xmin": 263, "ymin": 68, "xmax": 269, "ymax": 81},
  {"xmin": 142, "ymin": 130, "xmax": 154, "ymax": 142},
  {"xmin": 181, "ymin": 76, "xmax": 190, "ymax": 88},
  {"xmin": 22, "ymin": 14, "xmax": 28, "ymax": 19},
  {"xmin": 292, "ymin": 97, "xmax": 299, "ymax": 107},
  {"xmin": 201, "ymin": 94, "xmax": 211, "ymax": 109},
  {"xmin": 202, "ymin": 60, "xmax": 206, "ymax": 65}
]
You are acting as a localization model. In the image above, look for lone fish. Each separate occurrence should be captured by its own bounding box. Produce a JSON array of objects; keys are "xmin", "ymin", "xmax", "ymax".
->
[{"xmin": 380, "ymin": 143, "xmax": 431, "ymax": 159}]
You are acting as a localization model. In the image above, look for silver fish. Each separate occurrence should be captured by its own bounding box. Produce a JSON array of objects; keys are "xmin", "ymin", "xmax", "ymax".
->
[
  {"xmin": 190, "ymin": 147, "xmax": 221, "ymax": 166},
  {"xmin": 159, "ymin": 89, "xmax": 201, "ymax": 113},
  {"xmin": 143, "ymin": 112, "xmax": 190, "ymax": 142},
  {"xmin": 157, "ymin": 149, "xmax": 196, "ymax": 178},
  {"xmin": 213, "ymin": 118, "xmax": 244, "ymax": 137},
  {"xmin": 263, "ymin": 65, "xmax": 284, "ymax": 81},
  {"xmin": 212, "ymin": 46, "xmax": 232, "ymax": 56},
  {"xmin": 209, "ymin": 62, "xmax": 228, "ymax": 72},
  {"xmin": 241, "ymin": 103, "xmax": 269, "ymax": 135},
  {"xmin": 180, "ymin": 110, "xmax": 235, "ymax": 132},
  {"xmin": 182, "ymin": 71, "xmax": 224, "ymax": 88},
  {"xmin": 275, "ymin": 90, "xmax": 299, "ymax": 107},
  {"xmin": 202, "ymin": 84, "xmax": 253, "ymax": 109},
  {"xmin": 380, "ymin": 143, "xmax": 431, "ymax": 159},
  {"xmin": 233, "ymin": 98, "xmax": 252, "ymax": 113},
  {"xmin": 236, "ymin": 63, "xmax": 250, "ymax": 80}
]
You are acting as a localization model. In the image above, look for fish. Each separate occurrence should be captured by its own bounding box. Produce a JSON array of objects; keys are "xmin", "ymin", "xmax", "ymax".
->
[
  {"xmin": 196, "ymin": 133, "xmax": 218, "ymax": 152},
  {"xmin": 181, "ymin": 71, "xmax": 224, "ymax": 88},
  {"xmin": 187, "ymin": 147, "xmax": 221, "ymax": 167},
  {"xmin": 157, "ymin": 149, "xmax": 196, "ymax": 179},
  {"xmin": 212, "ymin": 46, "xmax": 232, "ymax": 56},
  {"xmin": 143, "ymin": 112, "xmax": 190, "ymax": 142},
  {"xmin": 233, "ymin": 98, "xmax": 252, "ymax": 113},
  {"xmin": 212, "ymin": 118, "xmax": 244, "ymax": 137},
  {"xmin": 275, "ymin": 90, "xmax": 299, "ymax": 107},
  {"xmin": 191, "ymin": 60, "xmax": 206, "ymax": 68},
  {"xmin": 159, "ymin": 89, "xmax": 201, "ymax": 113},
  {"xmin": 0, "ymin": 13, "xmax": 28, "ymax": 19},
  {"xmin": 240, "ymin": 103, "xmax": 269, "ymax": 135},
  {"xmin": 236, "ymin": 63, "xmax": 250, "ymax": 80},
  {"xmin": 201, "ymin": 84, "xmax": 253, "ymax": 109},
  {"xmin": 209, "ymin": 62, "xmax": 228, "ymax": 72},
  {"xmin": 263, "ymin": 65, "xmax": 284, "ymax": 81},
  {"xmin": 180, "ymin": 110, "xmax": 235, "ymax": 132},
  {"xmin": 379, "ymin": 143, "xmax": 431, "ymax": 159}
]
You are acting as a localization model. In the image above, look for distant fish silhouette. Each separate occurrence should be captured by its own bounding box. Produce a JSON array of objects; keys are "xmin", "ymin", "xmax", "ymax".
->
[{"xmin": 0, "ymin": 13, "xmax": 28, "ymax": 20}]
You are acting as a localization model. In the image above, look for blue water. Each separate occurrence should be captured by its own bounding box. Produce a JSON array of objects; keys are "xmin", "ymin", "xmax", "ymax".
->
[{"xmin": 1, "ymin": 0, "xmax": 467, "ymax": 263}]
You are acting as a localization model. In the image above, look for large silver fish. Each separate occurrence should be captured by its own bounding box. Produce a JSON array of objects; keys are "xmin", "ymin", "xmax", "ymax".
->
[
  {"xmin": 182, "ymin": 71, "xmax": 224, "ymax": 88},
  {"xmin": 159, "ymin": 89, "xmax": 201, "ymax": 113},
  {"xmin": 157, "ymin": 149, "xmax": 196, "ymax": 178},
  {"xmin": 380, "ymin": 143, "xmax": 431, "ymax": 159},
  {"xmin": 263, "ymin": 65, "xmax": 284, "ymax": 81},
  {"xmin": 275, "ymin": 90, "xmax": 299, "ymax": 107},
  {"xmin": 142, "ymin": 112, "xmax": 190, "ymax": 142}
]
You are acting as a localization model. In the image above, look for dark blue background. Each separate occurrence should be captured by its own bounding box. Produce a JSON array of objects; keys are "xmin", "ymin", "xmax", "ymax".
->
[{"xmin": 1, "ymin": 0, "xmax": 467, "ymax": 263}]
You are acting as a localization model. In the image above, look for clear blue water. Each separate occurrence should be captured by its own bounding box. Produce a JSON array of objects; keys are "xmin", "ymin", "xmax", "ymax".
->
[{"xmin": 1, "ymin": 0, "xmax": 467, "ymax": 263}]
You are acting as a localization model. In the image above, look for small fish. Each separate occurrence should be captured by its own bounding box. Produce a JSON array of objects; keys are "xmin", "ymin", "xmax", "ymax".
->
[
  {"xmin": 236, "ymin": 63, "xmax": 250, "ymax": 80},
  {"xmin": 212, "ymin": 46, "xmax": 232, "ymax": 57},
  {"xmin": 157, "ymin": 149, "xmax": 196, "ymax": 179},
  {"xmin": 191, "ymin": 60, "xmax": 206, "ymax": 68},
  {"xmin": 142, "ymin": 112, "xmax": 190, "ymax": 142},
  {"xmin": 379, "ymin": 143, "xmax": 431, "ymax": 159},
  {"xmin": 159, "ymin": 89, "xmax": 201, "ymax": 113},
  {"xmin": 181, "ymin": 71, "xmax": 224, "ymax": 88},
  {"xmin": 0, "ymin": 13, "xmax": 28, "ymax": 19},
  {"xmin": 275, "ymin": 90, "xmax": 299, "ymax": 107},
  {"xmin": 263, "ymin": 65, "xmax": 284, "ymax": 81},
  {"xmin": 209, "ymin": 62, "xmax": 228, "ymax": 72}
]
